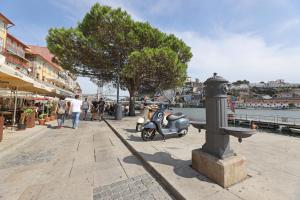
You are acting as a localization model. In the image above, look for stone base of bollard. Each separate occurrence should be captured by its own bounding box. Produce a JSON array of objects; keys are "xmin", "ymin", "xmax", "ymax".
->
[{"xmin": 192, "ymin": 148, "xmax": 247, "ymax": 188}]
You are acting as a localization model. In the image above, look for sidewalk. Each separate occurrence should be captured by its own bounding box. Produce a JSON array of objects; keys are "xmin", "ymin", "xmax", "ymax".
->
[
  {"xmin": 0, "ymin": 121, "xmax": 56, "ymax": 157},
  {"xmin": 106, "ymin": 116, "xmax": 300, "ymax": 200},
  {"xmin": 0, "ymin": 119, "xmax": 173, "ymax": 200}
]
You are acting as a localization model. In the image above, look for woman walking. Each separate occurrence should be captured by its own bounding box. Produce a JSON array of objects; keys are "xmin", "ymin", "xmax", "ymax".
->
[{"xmin": 56, "ymin": 96, "xmax": 67, "ymax": 129}]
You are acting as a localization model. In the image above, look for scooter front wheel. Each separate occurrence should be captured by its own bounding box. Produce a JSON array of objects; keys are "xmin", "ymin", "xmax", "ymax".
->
[
  {"xmin": 178, "ymin": 129, "xmax": 188, "ymax": 137},
  {"xmin": 141, "ymin": 129, "xmax": 156, "ymax": 141}
]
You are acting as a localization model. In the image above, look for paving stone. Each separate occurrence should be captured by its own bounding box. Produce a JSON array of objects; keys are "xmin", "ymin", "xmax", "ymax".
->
[{"xmin": 93, "ymin": 174, "xmax": 172, "ymax": 200}]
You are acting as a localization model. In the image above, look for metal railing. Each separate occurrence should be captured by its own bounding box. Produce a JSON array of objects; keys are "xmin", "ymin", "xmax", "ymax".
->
[{"xmin": 229, "ymin": 114, "xmax": 300, "ymax": 125}]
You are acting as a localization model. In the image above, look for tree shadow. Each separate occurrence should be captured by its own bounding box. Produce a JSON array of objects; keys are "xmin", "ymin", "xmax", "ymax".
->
[{"xmin": 123, "ymin": 151, "xmax": 213, "ymax": 183}]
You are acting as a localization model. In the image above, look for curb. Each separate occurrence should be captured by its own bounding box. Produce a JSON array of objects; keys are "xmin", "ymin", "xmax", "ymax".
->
[{"xmin": 104, "ymin": 119, "xmax": 186, "ymax": 200}]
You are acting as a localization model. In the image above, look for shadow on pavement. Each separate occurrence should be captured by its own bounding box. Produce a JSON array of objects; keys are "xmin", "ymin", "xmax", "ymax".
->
[
  {"xmin": 123, "ymin": 151, "xmax": 213, "ymax": 183},
  {"xmin": 127, "ymin": 134, "xmax": 182, "ymax": 142},
  {"xmin": 124, "ymin": 128, "xmax": 137, "ymax": 133}
]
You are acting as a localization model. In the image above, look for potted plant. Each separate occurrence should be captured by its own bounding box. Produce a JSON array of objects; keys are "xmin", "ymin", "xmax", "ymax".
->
[
  {"xmin": 38, "ymin": 114, "xmax": 46, "ymax": 125},
  {"xmin": 17, "ymin": 113, "xmax": 27, "ymax": 130},
  {"xmin": 50, "ymin": 111, "xmax": 56, "ymax": 121},
  {"xmin": 24, "ymin": 108, "xmax": 35, "ymax": 128},
  {"xmin": 43, "ymin": 113, "xmax": 50, "ymax": 122}
]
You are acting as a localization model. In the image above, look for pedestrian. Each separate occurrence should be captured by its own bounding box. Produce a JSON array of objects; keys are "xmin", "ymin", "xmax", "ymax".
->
[
  {"xmin": 91, "ymin": 100, "xmax": 98, "ymax": 121},
  {"xmin": 70, "ymin": 95, "xmax": 82, "ymax": 129},
  {"xmin": 55, "ymin": 96, "xmax": 67, "ymax": 129},
  {"xmin": 98, "ymin": 98, "xmax": 105, "ymax": 121},
  {"xmin": 82, "ymin": 98, "xmax": 89, "ymax": 120}
]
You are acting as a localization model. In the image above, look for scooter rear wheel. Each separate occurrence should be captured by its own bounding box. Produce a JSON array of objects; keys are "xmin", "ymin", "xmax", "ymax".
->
[{"xmin": 141, "ymin": 129, "xmax": 156, "ymax": 141}]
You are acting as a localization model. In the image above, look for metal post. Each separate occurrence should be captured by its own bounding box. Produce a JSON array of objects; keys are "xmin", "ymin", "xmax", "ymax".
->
[{"xmin": 13, "ymin": 88, "xmax": 18, "ymax": 126}]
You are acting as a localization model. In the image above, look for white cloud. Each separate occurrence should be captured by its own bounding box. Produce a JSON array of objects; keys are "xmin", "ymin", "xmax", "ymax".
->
[
  {"xmin": 276, "ymin": 18, "xmax": 300, "ymax": 34},
  {"xmin": 174, "ymin": 31, "xmax": 300, "ymax": 83}
]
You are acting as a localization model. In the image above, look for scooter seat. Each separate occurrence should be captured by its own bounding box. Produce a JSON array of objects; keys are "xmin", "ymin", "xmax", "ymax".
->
[{"xmin": 167, "ymin": 114, "xmax": 186, "ymax": 121}]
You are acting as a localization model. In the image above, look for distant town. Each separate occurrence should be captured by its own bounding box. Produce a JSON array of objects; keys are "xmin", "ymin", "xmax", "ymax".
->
[{"xmin": 152, "ymin": 78, "xmax": 300, "ymax": 109}]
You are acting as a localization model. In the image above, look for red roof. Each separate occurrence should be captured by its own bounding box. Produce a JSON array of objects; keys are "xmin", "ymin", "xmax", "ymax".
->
[
  {"xmin": 0, "ymin": 13, "xmax": 14, "ymax": 25},
  {"xmin": 28, "ymin": 45, "xmax": 63, "ymax": 71},
  {"xmin": 7, "ymin": 33, "xmax": 29, "ymax": 49}
]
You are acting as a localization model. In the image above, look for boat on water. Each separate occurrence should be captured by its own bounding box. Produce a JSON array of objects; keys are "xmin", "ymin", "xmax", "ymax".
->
[{"xmin": 289, "ymin": 128, "xmax": 300, "ymax": 134}]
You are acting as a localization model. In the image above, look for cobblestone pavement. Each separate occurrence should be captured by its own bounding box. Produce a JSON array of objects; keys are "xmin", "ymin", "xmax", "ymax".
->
[{"xmin": 93, "ymin": 174, "xmax": 173, "ymax": 200}]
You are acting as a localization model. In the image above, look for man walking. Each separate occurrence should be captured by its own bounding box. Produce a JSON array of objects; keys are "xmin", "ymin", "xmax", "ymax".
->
[
  {"xmin": 98, "ymin": 98, "xmax": 105, "ymax": 121},
  {"xmin": 70, "ymin": 95, "xmax": 82, "ymax": 129},
  {"xmin": 82, "ymin": 98, "xmax": 89, "ymax": 120}
]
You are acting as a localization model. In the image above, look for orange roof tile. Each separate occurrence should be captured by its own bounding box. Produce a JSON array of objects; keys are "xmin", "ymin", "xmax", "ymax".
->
[
  {"xmin": 7, "ymin": 33, "xmax": 29, "ymax": 49},
  {"xmin": 0, "ymin": 13, "xmax": 14, "ymax": 25},
  {"xmin": 28, "ymin": 45, "xmax": 63, "ymax": 71}
]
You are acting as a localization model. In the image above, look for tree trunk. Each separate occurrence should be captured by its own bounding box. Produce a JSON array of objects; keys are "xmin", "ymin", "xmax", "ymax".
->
[{"xmin": 129, "ymin": 91, "xmax": 136, "ymax": 116}]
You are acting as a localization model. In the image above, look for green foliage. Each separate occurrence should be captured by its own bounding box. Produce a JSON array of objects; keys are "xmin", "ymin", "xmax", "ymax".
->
[
  {"xmin": 39, "ymin": 114, "xmax": 46, "ymax": 119},
  {"xmin": 288, "ymin": 103, "xmax": 296, "ymax": 108},
  {"xmin": 46, "ymin": 3, "xmax": 192, "ymax": 115},
  {"xmin": 122, "ymin": 47, "xmax": 188, "ymax": 94},
  {"xmin": 232, "ymin": 80, "xmax": 250, "ymax": 85},
  {"xmin": 23, "ymin": 108, "xmax": 34, "ymax": 116}
]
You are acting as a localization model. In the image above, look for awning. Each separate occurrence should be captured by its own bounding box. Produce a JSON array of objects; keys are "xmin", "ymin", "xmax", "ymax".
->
[{"xmin": 0, "ymin": 61, "xmax": 55, "ymax": 95}]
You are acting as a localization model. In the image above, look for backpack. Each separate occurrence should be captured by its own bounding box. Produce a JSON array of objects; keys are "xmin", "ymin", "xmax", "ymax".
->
[
  {"xmin": 82, "ymin": 101, "xmax": 89, "ymax": 110},
  {"xmin": 57, "ymin": 101, "xmax": 66, "ymax": 114},
  {"xmin": 58, "ymin": 107, "xmax": 65, "ymax": 114}
]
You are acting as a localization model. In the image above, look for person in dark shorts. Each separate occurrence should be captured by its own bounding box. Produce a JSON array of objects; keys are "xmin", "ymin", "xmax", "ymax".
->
[
  {"xmin": 98, "ymin": 98, "xmax": 105, "ymax": 121},
  {"xmin": 56, "ymin": 96, "xmax": 67, "ymax": 129},
  {"xmin": 82, "ymin": 98, "xmax": 89, "ymax": 120},
  {"xmin": 91, "ymin": 100, "xmax": 98, "ymax": 121}
]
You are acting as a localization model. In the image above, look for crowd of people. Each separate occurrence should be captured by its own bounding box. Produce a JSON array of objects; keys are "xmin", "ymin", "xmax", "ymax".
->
[{"xmin": 54, "ymin": 96, "xmax": 110, "ymax": 129}]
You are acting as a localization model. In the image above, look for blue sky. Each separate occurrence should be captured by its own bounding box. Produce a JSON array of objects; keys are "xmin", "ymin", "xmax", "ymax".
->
[{"xmin": 2, "ymin": 0, "xmax": 300, "ymax": 94}]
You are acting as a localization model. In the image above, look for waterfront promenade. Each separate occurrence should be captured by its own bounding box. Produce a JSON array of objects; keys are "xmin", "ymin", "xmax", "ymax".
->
[
  {"xmin": 1, "ymin": 116, "xmax": 300, "ymax": 200},
  {"xmin": 106, "ymin": 117, "xmax": 300, "ymax": 200},
  {"xmin": 0, "ymin": 120, "xmax": 172, "ymax": 200}
]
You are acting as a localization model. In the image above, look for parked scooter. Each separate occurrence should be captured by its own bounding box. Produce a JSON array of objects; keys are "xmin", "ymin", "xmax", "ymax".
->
[
  {"xmin": 141, "ymin": 104, "xmax": 190, "ymax": 141},
  {"xmin": 136, "ymin": 105, "xmax": 170, "ymax": 132}
]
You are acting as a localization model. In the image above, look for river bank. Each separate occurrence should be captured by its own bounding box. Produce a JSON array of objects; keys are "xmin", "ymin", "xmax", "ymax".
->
[{"xmin": 171, "ymin": 107, "xmax": 300, "ymax": 121}]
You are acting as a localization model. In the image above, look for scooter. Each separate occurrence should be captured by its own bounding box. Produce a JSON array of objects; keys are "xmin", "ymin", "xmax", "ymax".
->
[
  {"xmin": 141, "ymin": 104, "xmax": 190, "ymax": 141},
  {"xmin": 136, "ymin": 106, "xmax": 170, "ymax": 132}
]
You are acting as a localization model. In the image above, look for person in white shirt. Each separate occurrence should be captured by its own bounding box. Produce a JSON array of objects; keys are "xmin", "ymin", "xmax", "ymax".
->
[{"xmin": 70, "ymin": 95, "xmax": 82, "ymax": 129}]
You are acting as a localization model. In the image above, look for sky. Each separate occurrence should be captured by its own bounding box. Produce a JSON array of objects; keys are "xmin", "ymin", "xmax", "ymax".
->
[{"xmin": 2, "ymin": 0, "xmax": 300, "ymax": 94}]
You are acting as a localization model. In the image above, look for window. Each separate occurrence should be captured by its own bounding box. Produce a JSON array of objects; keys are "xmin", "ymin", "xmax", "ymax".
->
[
  {"xmin": 0, "ymin": 20, "xmax": 5, "ymax": 31},
  {"xmin": 0, "ymin": 37, "xmax": 3, "ymax": 52}
]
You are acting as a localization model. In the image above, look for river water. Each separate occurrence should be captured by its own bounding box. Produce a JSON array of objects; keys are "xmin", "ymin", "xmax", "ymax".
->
[{"xmin": 172, "ymin": 108, "xmax": 300, "ymax": 121}]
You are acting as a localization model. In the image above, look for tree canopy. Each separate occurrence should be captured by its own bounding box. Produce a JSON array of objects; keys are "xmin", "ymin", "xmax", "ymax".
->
[{"xmin": 47, "ymin": 3, "xmax": 192, "ymax": 115}]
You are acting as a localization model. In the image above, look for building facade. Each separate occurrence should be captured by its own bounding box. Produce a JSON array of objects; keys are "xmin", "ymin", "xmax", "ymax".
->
[
  {"xmin": 0, "ymin": 12, "xmax": 80, "ymax": 97},
  {"xmin": 26, "ymin": 45, "xmax": 78, "ymax": 93},
  {"xmin": 0, "ymin": 13, "xmax": 14, "ymax": 52}
]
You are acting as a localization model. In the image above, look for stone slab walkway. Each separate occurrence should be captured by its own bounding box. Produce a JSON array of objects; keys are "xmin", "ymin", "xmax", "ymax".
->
[
  {"xmin": 106, "ymin": 116, "xmax": 300, "ymax": 200},
  {"xmin": 0, "ymin": 119, "xmax": 172, "ymax": 200}
]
